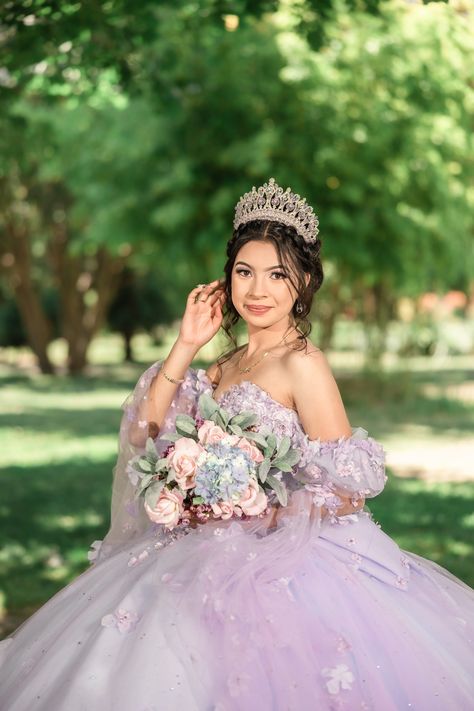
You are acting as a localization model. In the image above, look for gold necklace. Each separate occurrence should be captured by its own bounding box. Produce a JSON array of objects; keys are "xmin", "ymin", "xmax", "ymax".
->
[{"xmin": 237, "ymin": 328, "xmax": 293, "ymax": 374}]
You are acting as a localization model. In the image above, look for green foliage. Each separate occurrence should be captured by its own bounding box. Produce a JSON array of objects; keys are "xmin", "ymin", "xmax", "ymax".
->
[{"xmin": 0, "ymin": 1, "xmax": 472, "ymax": 370}]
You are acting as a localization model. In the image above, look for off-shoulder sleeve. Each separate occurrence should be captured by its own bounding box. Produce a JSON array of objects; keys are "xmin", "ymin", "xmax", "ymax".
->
[
  {"xmin": 296, "ymin": 426, "xmax": 388, "ymax": 513},
  {"xmin": 89, "ymin": 361, "xmax": 212, "ymax": 564}
]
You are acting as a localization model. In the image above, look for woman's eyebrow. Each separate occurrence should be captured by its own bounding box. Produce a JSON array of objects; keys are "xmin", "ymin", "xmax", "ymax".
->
[{"xmin": 235, "ymin": 261, "xmax": 285, "ymax": 271}]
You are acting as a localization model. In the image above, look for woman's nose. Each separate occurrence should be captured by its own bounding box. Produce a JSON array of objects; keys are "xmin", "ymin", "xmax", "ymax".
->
[{"xmin": 247, "ymin": 275, "xmax": 268, "ymax": 299}]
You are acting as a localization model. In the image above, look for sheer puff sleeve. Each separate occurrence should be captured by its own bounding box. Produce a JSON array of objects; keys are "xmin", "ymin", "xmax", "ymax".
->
[
  {"xmin": 88, "ymin": 361, "xmax": 211, "ymax": 565},
  {"xmin": 297, "ymin": 426, "xmax": 388, "ymax": 521}
]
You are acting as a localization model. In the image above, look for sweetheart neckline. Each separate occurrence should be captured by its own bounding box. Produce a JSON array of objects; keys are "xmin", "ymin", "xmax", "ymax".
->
[{"xmin": 202, "ymin": 374, "xmax": 299, "ymax": 417}]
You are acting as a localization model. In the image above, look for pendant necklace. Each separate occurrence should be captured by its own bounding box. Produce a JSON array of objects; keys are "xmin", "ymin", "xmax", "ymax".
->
[{"xmin": 237, "ymin": 328, "xmax": 294, "ymax": 374}]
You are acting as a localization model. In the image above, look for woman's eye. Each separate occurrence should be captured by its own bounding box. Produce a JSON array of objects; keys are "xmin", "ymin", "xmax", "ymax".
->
[
  {"xmin": 271, "ymin": 271, "xmax": 287, "ymax": 280},
  {"xmin": 235, "ymin": 268, "xmax": 251, "ymax": 277}
]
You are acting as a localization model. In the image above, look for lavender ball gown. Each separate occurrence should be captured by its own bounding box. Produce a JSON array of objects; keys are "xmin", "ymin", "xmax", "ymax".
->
[{"xmin": 0, "ymin": 362, "xmax": 473, "ymax": 711}]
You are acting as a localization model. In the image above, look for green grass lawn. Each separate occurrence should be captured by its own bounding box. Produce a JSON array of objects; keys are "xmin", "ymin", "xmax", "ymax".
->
[{"xmin": 0, "ymin": 333, "xmax": 473, "ymax": 638}]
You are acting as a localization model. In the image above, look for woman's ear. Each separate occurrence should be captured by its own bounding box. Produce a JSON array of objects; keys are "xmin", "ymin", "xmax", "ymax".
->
[{"xmin": 305, "ymin": 272, "xmax": 311, "ymax": 287}]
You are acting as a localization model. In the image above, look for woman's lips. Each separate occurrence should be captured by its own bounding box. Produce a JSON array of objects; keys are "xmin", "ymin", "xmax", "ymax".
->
[{"xmin": 245, "ymin": 304, "xmax": 272, "ymax": 315}]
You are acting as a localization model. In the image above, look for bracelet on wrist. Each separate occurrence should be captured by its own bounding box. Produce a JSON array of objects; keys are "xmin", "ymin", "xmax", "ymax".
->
[{"xmin": 161, "ymin": 367, "xmax": 185, "ymax": 385}]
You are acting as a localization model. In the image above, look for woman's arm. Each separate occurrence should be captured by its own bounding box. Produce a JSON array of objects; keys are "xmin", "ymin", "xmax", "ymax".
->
[
  {"xmin": 129, "ymin": 280, "xmax": 224, "ymax": 446},
  {"xmin": 289, "ymin": 348, "xmax": 365, "ymax": 516}
]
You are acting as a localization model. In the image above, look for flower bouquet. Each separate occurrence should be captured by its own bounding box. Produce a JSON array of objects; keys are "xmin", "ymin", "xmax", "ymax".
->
[{"xmin": 127, "ymin": 394, "xmax": 302, "ymax": 530}]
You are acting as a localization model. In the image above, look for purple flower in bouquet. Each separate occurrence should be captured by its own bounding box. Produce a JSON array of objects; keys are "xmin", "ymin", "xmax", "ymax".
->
[{"xmin": 194, "ymin": 442, "xmax": 254, "ymax": 505}]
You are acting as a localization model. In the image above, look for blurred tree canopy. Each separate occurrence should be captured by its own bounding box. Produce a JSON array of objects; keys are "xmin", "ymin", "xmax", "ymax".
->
[{"xmin": 0, "ymin": 0, "xmax": 473, "ymax": 372}]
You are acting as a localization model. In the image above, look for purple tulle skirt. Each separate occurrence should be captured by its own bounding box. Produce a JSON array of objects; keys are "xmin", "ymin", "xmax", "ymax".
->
[{"xmin": 0, "ymin": 499, "xmax": 473, "ymax": 711}]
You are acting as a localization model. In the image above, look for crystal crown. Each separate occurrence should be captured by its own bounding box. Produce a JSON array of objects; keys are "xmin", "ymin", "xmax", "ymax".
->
[{"xmin": 233, "ymin": 177, "xmax": 319, "ymax": 244}]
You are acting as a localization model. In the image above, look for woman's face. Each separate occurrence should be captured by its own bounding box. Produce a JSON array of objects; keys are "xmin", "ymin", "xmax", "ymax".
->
[{"xmin": 230, "ymin": 240, "xmax": 298, "ymax": 331}]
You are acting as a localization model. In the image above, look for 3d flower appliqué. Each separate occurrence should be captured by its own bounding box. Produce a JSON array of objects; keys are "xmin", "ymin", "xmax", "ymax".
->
[
  {"xmin": 101, "ymin": 607, "xmax": 140, "ymax": 633},
  {"xmin": 87, "ymin": 540, "xmax": 103, "ymax": 563},
  {"xmin": 321, "ymin": 663, "xmax": 355, "ymax": 694}
]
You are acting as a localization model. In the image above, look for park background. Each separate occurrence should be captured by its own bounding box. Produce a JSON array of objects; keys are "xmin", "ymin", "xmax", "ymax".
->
[{"xmin": 0, "ymin": 0, "xmax": 473, "ymax": 639}]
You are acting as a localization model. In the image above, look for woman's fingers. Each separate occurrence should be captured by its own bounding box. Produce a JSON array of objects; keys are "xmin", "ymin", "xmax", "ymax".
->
[{"xmin": 190, "ymin": 280, "xmax": 224, "ymax": 304}]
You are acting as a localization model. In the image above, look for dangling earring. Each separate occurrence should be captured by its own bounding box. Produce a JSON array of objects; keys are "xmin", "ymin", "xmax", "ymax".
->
[{"xmin": 295, "ymin": 300, "xmax": 303, "ymax": 315}]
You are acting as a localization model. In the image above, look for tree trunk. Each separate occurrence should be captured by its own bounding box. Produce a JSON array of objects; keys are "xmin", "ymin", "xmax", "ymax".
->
[
  {"xmin": 317, "ymin": 281, "xmax": 346, "ymax": 351},
  {"xmin": 1, "ymin": 221, "xmax": 55, "ymax": 374},
  {"xmin": 361, "ymin": 282, "xmax": 394, "ymax": 368},
  {"xmin": 48, "ymin": 227, "xmax": 126, "ymax": 374}
]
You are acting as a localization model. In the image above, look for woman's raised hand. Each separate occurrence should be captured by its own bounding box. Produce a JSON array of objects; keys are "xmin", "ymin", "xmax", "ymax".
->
[{"xmin": 178, "ymin": 279, "xmax": 225, "ymax": 350}]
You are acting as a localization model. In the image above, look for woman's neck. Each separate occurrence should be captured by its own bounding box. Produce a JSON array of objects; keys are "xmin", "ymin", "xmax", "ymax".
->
[{"xmin": 245, "ymin": 319, "xmax": 295, "ymax": 357}]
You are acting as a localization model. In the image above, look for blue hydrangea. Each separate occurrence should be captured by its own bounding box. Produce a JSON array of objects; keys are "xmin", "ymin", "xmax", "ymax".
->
[{"xmin": 194, "ymin": 442, "xmax": 255, "ymax": 505}]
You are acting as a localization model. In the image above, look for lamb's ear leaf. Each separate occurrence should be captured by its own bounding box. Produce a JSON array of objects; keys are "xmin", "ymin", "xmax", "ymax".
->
[
  {"xmin": 137, "ymin": 457, "xmax": 153, "ymax": 473},
  {"xmin": 243, "ymin": 431, "xmax": 268, "ymax": 448},
  {"xmin": 276, "ymin": 436, "xmax": 291, "ymax": 459},
  {"xmin": 229, "ymin": 424, "xmax": 243, "ymax": 436},
  {"xmin": 230, "ymin": 412, "xmax": 258, "ymax": 429},
  {"xmin": 144, "ymin": 480, "xmax": 166, "ymax": 509},
  {"xmin": 159, "ymin": 432, "xmax": 181, "ymax": 442},
  {"xmin": 175, "ymin": 415, "xmax": 197, "ymax": 435},
  {"xmin": 154, "ymin": 458, "xmax": 169, "ymax": 473},
  {"xmin": 145, "ymin": 437, "xmax": 158, "ymax": 462},
  {"xmin": 258, "ymin": 458, "xmax": 271, "ymax": 483},
  {"xmin": 266, "ymin": 475, "xmax": 288, "ymax": 507},
  {"xmin": 137, "ymin": 473, "xmax": 154, "ymax": 494},
  {"xmin": 198, "ymin": 394, "xmax": 219, "ymax": 420}
]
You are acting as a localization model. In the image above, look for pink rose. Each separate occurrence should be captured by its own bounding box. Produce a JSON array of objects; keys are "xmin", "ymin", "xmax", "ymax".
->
[
  {"xmin": 211, "ymin": 500, "xmax": 236, "ymax": 520},
  {"xmin": 197, "ymin": 421, "xmax": 227, "ymax": 445},
  {"xmin": 236, "ymin": 477, "xmax": 268, "ymax": 516},
  {"xmin": 235, "ymin": 437, "xmax": 264, "ymax": 463},
  {"xmin": 167, "ymin": 437, "xmax": 203, "ymax": 490},
  {"xmin": 144, "ymin": 488, "xmax": 184, "ymax": 529}
]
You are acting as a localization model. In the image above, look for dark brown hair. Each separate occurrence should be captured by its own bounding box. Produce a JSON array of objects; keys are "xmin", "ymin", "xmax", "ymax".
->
[{"xmin": 218, "ymin": 219, "xmax": 324, "ymax": 364}]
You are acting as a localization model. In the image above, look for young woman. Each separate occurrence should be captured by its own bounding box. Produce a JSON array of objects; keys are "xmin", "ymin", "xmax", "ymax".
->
[{"xmin": 1, "ymin": 178, "xmax": 473, "ymax": 710}]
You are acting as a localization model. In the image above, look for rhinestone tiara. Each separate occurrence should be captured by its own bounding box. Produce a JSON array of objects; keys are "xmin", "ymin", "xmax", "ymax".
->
[{"xmin": 233, "ymin": 177, "xmax": 319, "ymax": 244}]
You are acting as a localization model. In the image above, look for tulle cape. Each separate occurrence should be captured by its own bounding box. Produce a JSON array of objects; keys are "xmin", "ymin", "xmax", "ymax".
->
[{"xmin": 93, "ymin": 360, "xmax": 388, "ymax": 566}]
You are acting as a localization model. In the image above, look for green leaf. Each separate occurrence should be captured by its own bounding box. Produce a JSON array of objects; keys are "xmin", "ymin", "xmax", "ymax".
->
[
  {"xmin": 258, "ymin": 458, "xmax": 271, "ymax": 483},
  {"xmin": 198, "ymin": 393, "xmax": 219, "ymax": 420},
  {"xmin": 175, "ymin": 414, "xmax": 197, "ymax": 435},
  {"xmin": 244, "ymin": 431, "xmax": 268, "ymax": 448},
  {"xmin": 145, "ymin": 437, "xmax": 158, "ymax": 462},
  {"xmin": 276, "ymin": 436, "xmax": 291, "ymax": 459},
  {"xmin": 230, "ymin": 412, "xmax": 258, "ymax": 429},
  {"xmin": 229, "ymin": 424, "xmax": 243, "ymax": 436},
  {"xmin": 144, "ymin": 480, "xmax": 165, "ymax": 509},
  {"xmin": 137, "ymin": 473, "xmax": 154, "ymax": 494},
  {"xmin": 159, "ymin": 432, "xmax": 182, "ymax": 442},
  {"xmin": 166, "ymin": 468, "xmax": 176, "ymax": 484},
  {"xmin": 154, "ymin": 457, "xmax": 168, "ymax": 472},
  {"xmin": 266, "ymin": 475, "xmax": 288, "ymax": 507},
  {"xmin": 192, "ymin": 496, "xmax": 204, "ymax": 505},
  {"xmin": 137, "ymin": 457, "xmax": 153, "ymax": 473}
]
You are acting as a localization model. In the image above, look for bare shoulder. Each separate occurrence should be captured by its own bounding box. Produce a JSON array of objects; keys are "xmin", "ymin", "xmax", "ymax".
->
[
  {"xmin": 285, "ymin": 340, "xmax": 331, "ymax": 380},
  {"xmin": 285, "ymin": 341, "xmax": 352, "ymax": 440},
  {"xmin": 205, "ymin": 360, "xmax": 221, "ymax": 386}
]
